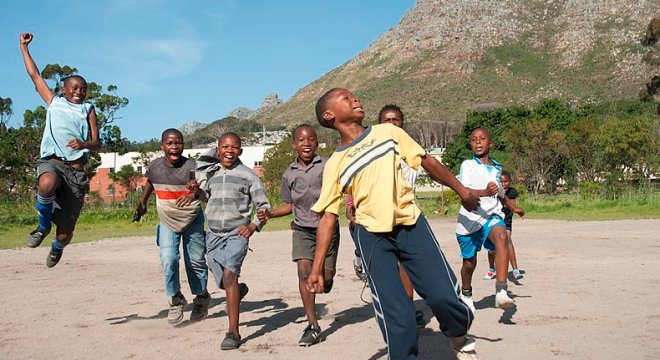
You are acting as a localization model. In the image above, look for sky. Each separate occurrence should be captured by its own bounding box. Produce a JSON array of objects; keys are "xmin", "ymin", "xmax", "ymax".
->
[{"xmin": 1, "ymin": 0, "xmax": 415, "ymax": 141}]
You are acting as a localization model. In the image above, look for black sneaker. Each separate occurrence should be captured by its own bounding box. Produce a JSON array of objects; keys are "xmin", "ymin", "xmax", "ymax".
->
[
  {"xmin": 298, "ymin": 324, "xmax": 321, "ymax": 347},
  {"xmin": 220, "ymin": 332, "xmax": 241, "ymax": 350},
  {"xmin": 239, "ymin": 283, "xmax": 249, "ymax": 300},
  {"xmin": 190, "ymin": 293, "xmax": 211, "ymax": 322},
  {"xmin": 46, "ymin": 248, "xmax": 63, "ymax": 268},
  {"xmin": 27, "ymin": 228, "xmax": 49, "ymax": 248},
  {"xmin": 323, "ymin": 279, "xmax": 334, "ymax": 294},
  {"xmin": 415, "ymin": 309, "xmax": 426, "ymax": 328}
]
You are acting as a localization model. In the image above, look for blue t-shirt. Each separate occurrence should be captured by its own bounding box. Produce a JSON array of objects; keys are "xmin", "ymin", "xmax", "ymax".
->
[{"xmin": 40, "ymin": 96, "xmax": 92, "ymax": 162}]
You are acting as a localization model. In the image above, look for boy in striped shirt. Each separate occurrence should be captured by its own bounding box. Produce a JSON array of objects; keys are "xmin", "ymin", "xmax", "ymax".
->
[{"xmin": 194, "ymin": 132, "xmax": 270, "ymax": 350}]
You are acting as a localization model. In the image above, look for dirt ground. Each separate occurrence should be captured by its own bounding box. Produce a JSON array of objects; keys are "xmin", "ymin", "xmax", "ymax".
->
[{"xmin": 1, "ymin": 218, "xmax": 659, "ymax": 360}]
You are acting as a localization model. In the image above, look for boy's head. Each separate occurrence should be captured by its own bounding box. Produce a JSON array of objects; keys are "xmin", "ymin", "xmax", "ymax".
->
[
  {"xmin": 469, "ymin": 127, "xmax": 492, "ymax": 158},
  {"xmin": 160, "ymin": 128, "xmax": 185, "ymax": 166},
  {"xmin": 378, "ymin": 104, "xmax": 404, "ymax": 128},
  {"xmin": 315, "ymin": 88, "xmax": 364, "ymax": 129},
  {"xmin": 217, "ymin": 132, "xmax": 242, "ymax": 168},
  {"xmin": 501, "ymin": 170, "xmax": 511, "ymax": 190},
  {"xmin": 60, "ymin": 75, "xmax": 87, "ymax": 104},
  {"xmin": 292, "ymin": 124, "xmax": 318, "ymax": 163}
]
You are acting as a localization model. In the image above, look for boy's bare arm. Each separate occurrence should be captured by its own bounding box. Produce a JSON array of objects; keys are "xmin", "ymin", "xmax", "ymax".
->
[
  {"xmin": 135, "ymin": 181, "xmax": 154, "ymax": 216},
  {"xmin": 306, "ymin": 211, "xmax": 338, "ymax": 293},
  {"xmin": 502, "ymin": 195, "xmax": 525, "ymax": 217},
  {"xmin": 67, "ymin": 107, "xmax": 101, "ymax": 151},
  {"xmin": 19, "ymin": 33, "xmax": 54, "ymax": 105},
  {"xmin": 466, "ymin": 181, "xmax": 499, "ymax": 197},
  {"xmin": 420, "ymin": 155, "xmax": 479, "ymax": 211},
  {"xmin": 257, "ymin": 202, "xmax": 293, "ymax": 222}
]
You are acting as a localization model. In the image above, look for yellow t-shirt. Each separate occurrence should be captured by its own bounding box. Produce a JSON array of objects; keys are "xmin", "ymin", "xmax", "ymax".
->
[{"xmin": 311, "ymin": 124, "xmax": 426, "ymax": 233}]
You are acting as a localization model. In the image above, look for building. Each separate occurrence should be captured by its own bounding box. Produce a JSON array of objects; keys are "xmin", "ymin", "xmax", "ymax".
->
[{"xmin": 90, "ymin": 146, "xmax": 273, "ymax": 202}]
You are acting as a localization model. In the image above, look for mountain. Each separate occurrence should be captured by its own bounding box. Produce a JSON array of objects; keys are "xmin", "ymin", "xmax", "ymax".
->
[
  {"xmin": 254, "ymin": 0, "xmax": 660, "ymax": 126},
  {"xmin": 179, "ymin": 121, "xmax": 206, "ymax": 135}
]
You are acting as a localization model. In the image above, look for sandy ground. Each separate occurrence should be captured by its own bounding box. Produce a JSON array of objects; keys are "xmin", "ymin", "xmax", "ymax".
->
[{"xmin": 1, "ymin": 218, "xmax": 659, "ymax": 360}]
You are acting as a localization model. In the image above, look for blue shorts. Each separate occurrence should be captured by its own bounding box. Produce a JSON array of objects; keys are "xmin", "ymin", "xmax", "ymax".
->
[
  {"xmin": 205, "ymin": 228, "xmax": 249, "ymax": 288},
  {"xmin": 456, "ymin": 215, "xmax": 505, "ymax": 259}
]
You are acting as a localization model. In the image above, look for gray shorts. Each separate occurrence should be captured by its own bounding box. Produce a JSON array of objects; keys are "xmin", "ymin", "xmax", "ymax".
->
[
  {"xmin": 291, "ymin": 221, "xmax": 340, "ymax": 271},
  {"xmin": 37, "ymin": 158, "xmax": 89, "ymax": 231},
  {"xmin": 206, "ymin": 228, "xmax": 249, "ymax": 288}
]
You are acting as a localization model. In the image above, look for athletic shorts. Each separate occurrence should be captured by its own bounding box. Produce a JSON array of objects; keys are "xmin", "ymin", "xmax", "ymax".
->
[
  {"xmin": 37, "ymin": 158, "xmax": 89, "ymax": 231},
  {"xmin": 456, "ymin": 215, "xmax": 505, "ymax": 259},
  {"xmin": 291, "ymin": 221, "xmax": 340, "ymax": 271}
]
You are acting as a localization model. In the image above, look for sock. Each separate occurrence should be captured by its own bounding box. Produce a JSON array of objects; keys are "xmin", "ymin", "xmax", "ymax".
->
[
  {"xmin": 495, "ymin": 281, "xmax": 508, "ymax": 293},
  {"xmin": 488, "ymin": 268, "xmax": 495, "ymax": 273},
  {"xmin": 52, "ymin": 239, "xmax": 64, "ymax": 252},
  {"xmin": 36, "ymin": 192, "xmax": 55, "ymax": 232},
  {"xmin": 461, "ymin": 288, "xmax": 472, "ymax": 297}
]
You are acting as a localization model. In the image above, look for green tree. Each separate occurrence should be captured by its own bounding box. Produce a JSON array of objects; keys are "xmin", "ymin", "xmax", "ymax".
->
[
  {"xmin": 0, "ymin": 97, "xmax": 13, "ymax": 125},
  {"xmin": 109, "ymin": 164, "xmax": 142, "ymax": 197}
]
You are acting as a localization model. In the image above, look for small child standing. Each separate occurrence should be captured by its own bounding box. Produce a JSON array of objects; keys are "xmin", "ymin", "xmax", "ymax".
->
[
  {"xmin": 484, "ymin": 170, "xmax": 525, "ymax": 281},
  {"xmin": 307, "ymin": 88, "xmax": 481, "ymax": 360},
  {"xmin": 20, "ymin": 32, "xmax": 100, "ymax": 267},
  {"xmin": 455, "ymin": 128, "xmax": 524, "ymax": 312},
  {"xmin": 257, "ymin": 124, "xmax": 340, "ymax": 347},
  {"xmin": 135, "ymin": 128, "xmax": 209, "ymax": 325},
  {"xmin": 195, "ymin": 132, "xmax": 270, "ymax": 350}
]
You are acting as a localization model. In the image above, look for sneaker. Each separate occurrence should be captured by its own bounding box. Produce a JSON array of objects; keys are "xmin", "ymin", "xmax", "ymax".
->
[
  {"xmin": 415, "ymin": 309, "xmax": 426, "ymax": 328},
  {"xmin": 353, "ymin": 256, "xmax": 367, "ymax": 282},
  {"xmin": 483, "ymin": 269, "xmax": 496, "ymax": 280},
  {"xmin": 190, "ymin": 293, "xmax": 211, "ymax": 322},
  {"xmin": 298, "ymin": 324, "xmax": 321, "ymax": 347},
  {"xmin": 450, "ymin": 336, "xmax": 479, "ymax": 360},
  {"xmin": 239, "ymin": 283, "xmax": 249, "ymax": 300},
  {"xmin": 495, "ymin": 289, "xmax": 515, "ymax": 309},
  {"xmin": 27, "ymin": 228, "xmax": 49, "ymax": 248},
  {"xmin": 323, "ymin": 279, "xmax": 334, "ymax": 294},
  {"xmin": 221, "ymin": 332, "xmax": 241, "ymax": 350},
  {"xmin": 168, "ymin": 295, "xmax": 188, "ymax": 325},
  {"xmin": 459, "ymin": 293, "xmax": 476, "ymax": 313},
  {"xmin": 512, "ymin": 269, "xmax": 523, "ymax": 280},
  {"xmin": 46, "ymin": 248, "xmax": 63, "ymax": 268}
]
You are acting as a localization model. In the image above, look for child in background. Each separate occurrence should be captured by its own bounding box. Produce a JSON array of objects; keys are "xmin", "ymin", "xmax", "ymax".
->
[
  {"xmin": 257, "ymin": 124, "xmax": 340, "ymax": 346},
  {"xmin": 308, "ymin": 88, "xmax": 480, "ymax": 360},
  {"xmin": 455, "ymin": 128, "xmax": 525, "ymax": 312},
  {"xmin": 20, "ymin": 32, "xmax": 100, "ymax": 267},
  {"xmin": 135, "ymin": 128, "xmax": 209, "ymax": 325},
  {"xmin": 484, "ymin": 170, "xmax": 525, "ymax": 280},
  {"xmin": 195, "ymin": 132, "xmax": 270, "ymax": 350}
]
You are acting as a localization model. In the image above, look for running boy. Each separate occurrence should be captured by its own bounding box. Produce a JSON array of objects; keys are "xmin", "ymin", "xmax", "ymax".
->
[
  {"xmin": 257, "ymin": 124, "xmax": 340, "ymax": 347},
  {"xmin": 195, "ymin": 132, "xmax": 270, "ymax": 350},
  {"xmin": 455, "ymin": 128, "xmax": 525, "ymax": 312},
  {"xmin": 135, "ymin": 128, "xmax": 209, "ymax": 325},
  {"xmin": 20, "ymin": 32, "xmax": 100, "ymax": 267},
  {"xmin": 484, "ymin": 170, "xmax": 525, "ymax": 281},
  {"xmin": 347, "ymin": 104, "xmax": 426, "ymax": 327},
  {"xmin": 307, "ymin": 88, "xmax": 481, "ymax": 360}
]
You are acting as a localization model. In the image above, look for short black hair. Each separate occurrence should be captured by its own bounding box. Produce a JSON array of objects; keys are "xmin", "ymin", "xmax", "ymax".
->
[
  {"xmin": 378, "ymin": 104, "xmax": 404, "ymax": 124},
  {"xmin": 62, "ymin": 75, "xmax": 87, "ymax": 86},
  {"xmin": 315, "ymin": 88, "xmax": 341, "ymax": 129},
  {"xmin": 161, "ymin": 128, "xmax": 184, "ymax": 142},
  {"xmin": 501, "ymin": 170, "xmax": 511, "ymax": 179},
  {"xmin": 292, "ymin": 123, "xmax": 315, "ymax": 138},
  {"xmin": 470, "ymin": 127, "xmax": 492, "ymax": 140},
  {"xmin": 219, "ymin": 131, "xmax": 242, "ymax": 147}
]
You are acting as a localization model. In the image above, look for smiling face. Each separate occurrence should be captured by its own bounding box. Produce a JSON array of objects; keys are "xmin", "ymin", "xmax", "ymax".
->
[
  {"xmin": 217, "ymin": 133, "xmax": 242, "ymax": 169},
  {"xmin": 61, "ymin": 76, "xmax": 87, "ymax": 104},
  {"xmin": 470, "ymin": 128, "xmax": 492, "ymax": 158},
  {"xmin": 292, "ymin": 125, "xmax": 318, "ymax": 164},
  {"xmin": 161, "ymin": 132, "xmax": 185, "ymax": 166},
  {"xmin": 323, "ymin": 88, "xmax": 365, "ymax": 126}
]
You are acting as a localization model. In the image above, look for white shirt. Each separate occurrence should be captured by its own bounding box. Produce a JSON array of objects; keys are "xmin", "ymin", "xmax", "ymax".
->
[{"xmin": 455, "ymin": 157, "xmax": 505, "ymax": 235}]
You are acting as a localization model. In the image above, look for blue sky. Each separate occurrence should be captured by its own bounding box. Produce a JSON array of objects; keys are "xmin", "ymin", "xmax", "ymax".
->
[{"xmin": 2, "ymin": 0, "xmax": 415, "ymax": 141}]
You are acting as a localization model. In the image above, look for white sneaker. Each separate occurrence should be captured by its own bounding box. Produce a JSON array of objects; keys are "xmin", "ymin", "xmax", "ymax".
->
[
  {"xmin": 459, "ymin": 293, "xmax": 476, "ymax": 313},
  {"xmin": 512, "ymin": 269, "xmax": 523, "ymax": 280},
  {"xmin": 495, "ymin": 289, "xmax": 515, "ymax": 309},
  {"xmin": 483, "ymin": 269, "xmax": 496, "ymax": 280},
  {"xmin": 450, "ymin": 336, "xmax": 479, "ymax": 360}
]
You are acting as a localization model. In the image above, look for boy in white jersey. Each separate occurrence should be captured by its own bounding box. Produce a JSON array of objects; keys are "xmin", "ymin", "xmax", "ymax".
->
[
  {"xmin": 455, "ymin": 128, "xmax": 524, "ymax": 312},
  {"xmin": 20, "ymin": 32, "xmax": 100, "ymax": 268},
  {"xmin": 308, "ymin": 88, "xmax": 481, "ymax": 360}
]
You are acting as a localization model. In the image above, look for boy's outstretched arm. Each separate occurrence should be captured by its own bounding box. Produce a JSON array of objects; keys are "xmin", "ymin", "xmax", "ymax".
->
[
  {"xmin": 420, "ymin": 155, "xmax": 479, "ymax": 211},
  {"xmin": 306, "ymin": 211, "xmax": 337, "ymax": 294},
  {"xmin": 502, "ymin": 195, "xmax": 525, "ymax": 218},
  {"xmin": 19, "ymin": 33, "xmax": 54, "ymax": 105},
  {"xmin": 256, "ymin": 202, "xmax": 293, "ymax": 222}
]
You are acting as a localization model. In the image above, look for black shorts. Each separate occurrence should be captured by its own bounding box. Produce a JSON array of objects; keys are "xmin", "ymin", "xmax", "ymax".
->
[{"xmin": 37, "ymin": 159, "xmax": 89, "ymax": 231}]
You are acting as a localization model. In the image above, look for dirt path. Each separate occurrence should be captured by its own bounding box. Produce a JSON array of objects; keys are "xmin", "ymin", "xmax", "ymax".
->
[{"xmin": 1, "ymin": 219, "xmax": 659, "ymax": 359}]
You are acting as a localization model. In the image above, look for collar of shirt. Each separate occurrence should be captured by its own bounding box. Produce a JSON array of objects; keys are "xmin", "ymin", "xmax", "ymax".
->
[{"xmin": 290, "ymin": 154, "xmax": 322, "ymax": 171}]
